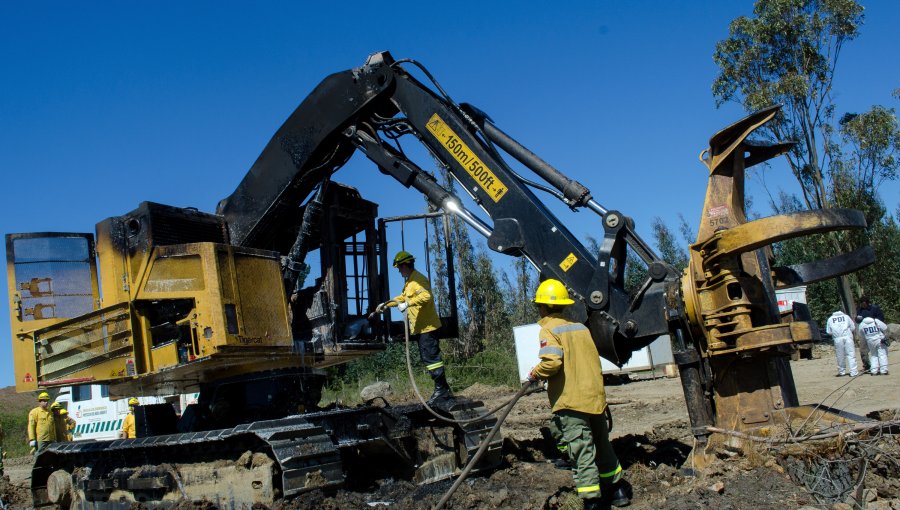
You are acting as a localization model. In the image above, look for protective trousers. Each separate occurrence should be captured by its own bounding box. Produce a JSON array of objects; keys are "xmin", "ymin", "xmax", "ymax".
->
[
  {"xmin": 415, "ymin": 330, "xmax": 444, "ymax": 378},
  {"xmin": 549, "ymin": 415, "xmax": 569, "ymax": 456},
  {"xmin": 833, "ymin": 335, "xmax": 858, "ymax": 376},
  {"xmin": 866, "ymin": 336, "xmax": 889, "ymax": 375},
  {"xmin": 556, "ymin": 409, "xmax": 622, "ymax": 500}
]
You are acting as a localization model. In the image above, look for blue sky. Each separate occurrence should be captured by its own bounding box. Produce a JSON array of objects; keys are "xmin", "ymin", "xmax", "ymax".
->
[{"xmin": 1, "ymin": 1, "xmax": 897, "ymax": 388}]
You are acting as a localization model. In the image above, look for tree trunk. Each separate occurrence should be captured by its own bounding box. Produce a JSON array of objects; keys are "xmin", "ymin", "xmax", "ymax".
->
[{"xmin": 838, "ymin": 274, "xmax": 856, "ymax": 316}]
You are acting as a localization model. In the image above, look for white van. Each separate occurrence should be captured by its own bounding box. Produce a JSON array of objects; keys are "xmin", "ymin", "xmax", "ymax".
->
[{"xmin": 54, "ymin": 384, "xmax": 198, "ymax": 441}]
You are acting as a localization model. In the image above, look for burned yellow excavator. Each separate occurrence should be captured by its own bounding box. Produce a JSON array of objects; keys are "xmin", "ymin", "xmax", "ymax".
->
[{"xmin": 6, "ymin": 52, "xmax": 873, "ymax": 508}]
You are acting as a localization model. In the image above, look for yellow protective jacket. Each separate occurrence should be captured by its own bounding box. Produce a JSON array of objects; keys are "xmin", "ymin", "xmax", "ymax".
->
[
  {"xmin": 122, "ymin": 413, "xmax": 136, "ymax": 439},
  {"xmin": 531, "ymin": 314, "xmax": 607, "ymax": 415},
  {"xmin": 28, "ymin": 406, "xmax": 58, "ymax": 442},
  {"xmin": 55, "ymin": 415, "xmax": 76, "ymax": 442},
  {"xmin": 388, "ymin": 269, "xmax": 442, "ymax": 334}
]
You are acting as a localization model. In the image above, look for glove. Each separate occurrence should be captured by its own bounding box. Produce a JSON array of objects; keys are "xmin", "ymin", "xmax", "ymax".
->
[
  {"xmin": 522, "ymin": 371, "xmax": 538, "ymax": 384},
  {"xmin": 29, "ymin": 440, "xmax": 36, "ymax": 448},
  {"xmin": 397, "ymin": 302, "xmax": 408, "ymax": 313}
]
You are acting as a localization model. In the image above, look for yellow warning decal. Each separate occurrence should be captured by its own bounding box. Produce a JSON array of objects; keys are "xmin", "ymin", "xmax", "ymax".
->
[
  {"xmin": 560, "ymin": 253, "xmax": 578, "ymax": 272},
  {"xmin": 425, "ymin": 113, "xmax": 508, "ymax": 202}
]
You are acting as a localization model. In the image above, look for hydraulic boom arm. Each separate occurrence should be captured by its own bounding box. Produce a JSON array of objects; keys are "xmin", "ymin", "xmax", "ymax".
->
[{"xmin": 218, "ymin": 51, "xmax": 676, "ymax": 367}]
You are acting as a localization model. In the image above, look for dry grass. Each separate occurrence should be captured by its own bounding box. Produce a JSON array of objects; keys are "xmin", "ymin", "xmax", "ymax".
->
[{"xmin": 0, "ymin": 386, "xmax": 39, "ymax": 412}]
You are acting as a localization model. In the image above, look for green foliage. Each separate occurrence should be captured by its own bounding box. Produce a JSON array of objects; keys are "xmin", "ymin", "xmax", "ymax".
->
[
  {"xmin": 322, "ymin": 341, "xmax": 519, "ymax": 406},
  {"xmin": 713, "ymin": 0, "xmax": 864, "ymax": 110},
  {"xmin": 834, "ymin": 105, "xmax": 900, "ymax": 191},
  {"xmin": 426, "ymin": 170, "xmax": 514, "ymax": 361},
  {"xmin": 503, "ymin": 256, "xmax": 540, "ymax": 326},
  {"xmin": 772, "ymin": 186, "xmax": 900, "ymax": 325},
  {"xmin": 322, "ymin": 343, "xmax": 437, "ymax": 405},
  {"xmin": 1, "ymin": 411, "xmax": 30, "ymax": 458},
  {"xmin": 713, "ymin": 0, "xmax": 864, "ymax": 210},
  {"xmin": 855, "ymin": 211, "xmax": 900, "ymax": 323},
  {"xmin": 427, "ymin": 212, "xmax": 453, "ymax": 317},
  {"xmin": 446, "ymin": 344, "xmax": 520, "ymax": 390},
  {"xmin": 651, "ymin": 217, "xmax": 689, "ymax": 271}
]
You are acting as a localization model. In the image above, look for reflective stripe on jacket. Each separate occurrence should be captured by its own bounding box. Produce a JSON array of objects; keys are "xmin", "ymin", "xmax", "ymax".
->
[
  {"xmin": 388, "ymin": 269, "xmax": 442, "ymax": 334},
  {"xmin": 28, "ymin": 407, "xmax": 57, "ymax": 442},
  {"xmin": 531, "ymin": 314, "xmax": 606, "ymax": 415}
]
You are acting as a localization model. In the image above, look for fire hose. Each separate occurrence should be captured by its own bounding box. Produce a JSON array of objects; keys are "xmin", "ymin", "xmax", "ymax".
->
[{"xmin": 399, "ymin": 312, "xmax": 533, "ymax": 509}]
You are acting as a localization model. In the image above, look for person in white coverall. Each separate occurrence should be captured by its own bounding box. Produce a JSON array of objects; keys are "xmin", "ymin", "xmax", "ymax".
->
[
  {"xmin": 859, "ymin": 316, "xmax": 889, "ymax": 375},
  {"xmin": 825, "ymin": 310, "xmax": 858, "ymax": 377}
]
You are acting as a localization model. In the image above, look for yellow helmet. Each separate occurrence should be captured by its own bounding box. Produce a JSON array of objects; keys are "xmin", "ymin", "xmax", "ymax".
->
[
  {"xmin": 534, "ymin": 279, "xmax": 574, "ymax": 305},
  {"xmin": 59, "ymin": 408, "xmax": 69, "ymax": 416},
  {"xmin": 393, "ymin": 250, "xmax": 415, "ymax": 268},
  {"xmin": 128, "ymin": 397, "xmax": 139, "ymax": 406},
  {"xmin": 50, "ymin": 401, "xmax": 62, "ymax": 410},
  {"xmin": 38, "ymin": 392, "xmax": 50, "ymax": 401}
]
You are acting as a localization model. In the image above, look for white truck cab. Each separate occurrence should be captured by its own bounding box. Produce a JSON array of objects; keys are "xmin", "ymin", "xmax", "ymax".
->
[{"xmin": 53, "ymin": 384, "xmax": 197, "ymax": 441}]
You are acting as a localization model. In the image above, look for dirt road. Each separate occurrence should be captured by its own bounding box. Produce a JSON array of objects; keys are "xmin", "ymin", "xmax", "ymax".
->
[{"xmin": 494, "ymin": 341, "xmax": 900, "ymax": 444}]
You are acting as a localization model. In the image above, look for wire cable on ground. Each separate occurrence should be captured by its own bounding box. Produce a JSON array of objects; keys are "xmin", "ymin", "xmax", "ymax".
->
[
  {"xmin": 705, "ymin": 419, "xmax": 900, "ymax": 444},
  {"xmin": 434, "ymin": 381, "xmax": 533, "ymax": 510},
  {"xmin": 792, "ymin": 359, "xmax": 900, "ymax": 438},
  {"xmin": 401, "ymin": 311, "xmax": 535, "ymax": 425},
  {"xmin": 396, "ymin": 310, "xmax": 534, "ymax": 508}
]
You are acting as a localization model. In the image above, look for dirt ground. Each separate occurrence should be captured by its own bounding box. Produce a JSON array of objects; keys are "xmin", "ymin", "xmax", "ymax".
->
[{"xmin": 3, "ymin": 342, "xmax": 899, "ymax": 509}]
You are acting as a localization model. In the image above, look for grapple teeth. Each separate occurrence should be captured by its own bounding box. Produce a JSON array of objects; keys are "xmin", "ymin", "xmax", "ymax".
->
[
  {"xmin": 773, "ymin": 245, "xmax": 876, "ymax": 288},
  {"xmin": 698, "ymin": 208, "xmax": 867, "ymax": 266},
  {"xmin": 677, "ymin": 105, "xmax": 875, "ymax": 443}
]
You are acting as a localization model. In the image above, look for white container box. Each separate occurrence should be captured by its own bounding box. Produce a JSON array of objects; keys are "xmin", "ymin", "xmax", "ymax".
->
[{"xmin": 514, "ymin": 323, "xmax": 674, "ymax": 377}]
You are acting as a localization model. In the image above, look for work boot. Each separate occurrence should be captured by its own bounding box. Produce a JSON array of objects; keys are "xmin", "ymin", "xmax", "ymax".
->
[
  {"xmin": 600, "ymin": 483, "xmax": 631, "ymax": 508},
  {"xmin": 582, "ymin": 498, "xmax": 607, "ymax": 510},
  {"xmin": 426, "ymin": 373, "xmax": 453, "ymax": 406},
  {"xmin": 551, "ymin": 457, "xmax": 572, "ymax": 470},
  {"xmin": 608, "ymin": 485, "xmax": 630, "ymax": 507}
]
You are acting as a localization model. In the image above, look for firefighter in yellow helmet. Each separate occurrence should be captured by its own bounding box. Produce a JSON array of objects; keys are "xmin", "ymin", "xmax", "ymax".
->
[
  {"xmin": 28, "ymin": 392, "xmax": 57, "ymax": 455},
  {"xmin": 527, "ymin": 279, "xmax": 629, "ymax": 509},
  {"xmin": 120, "ymin": 397, "xmax": 139, "ymax": 439},
  {"xmin": 53, "ymin": 405, "xmax": 76, "ymax": 442},
  {"xmin": 50, "ymin": 402, "xmax": 68, "ymax": 442},
  {"xmin": 369, "ymin": 251, "xmax": 451, "ymax": 405}
]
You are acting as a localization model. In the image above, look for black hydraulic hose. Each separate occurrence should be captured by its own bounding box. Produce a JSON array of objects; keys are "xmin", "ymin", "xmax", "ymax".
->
[
  {"xmin": 434, "ymin": 381, "xmax": 532, "ymax": 510},
  {"xmin": 402, "ymin": 312, "xmax": 532, "ymax": 425},
  {"xmin": 480, "ymin": 120, "xmax": 593, "ymax": 207},
  {"xmin": 397, "ymin": 312, "xmax": 533, "ymax": 508}
]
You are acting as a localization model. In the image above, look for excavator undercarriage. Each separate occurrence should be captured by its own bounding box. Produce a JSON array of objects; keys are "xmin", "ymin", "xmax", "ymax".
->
[{"xmin": 33, "ymin": 394, "xmax": 501, "ymax": 508}]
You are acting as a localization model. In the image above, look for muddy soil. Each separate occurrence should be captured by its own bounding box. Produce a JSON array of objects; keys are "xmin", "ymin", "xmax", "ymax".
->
[
  {"xmin": 0, "ymin": 458, "xmax": 31, "ymax": 509},
  {"xmin": 3, "ymin": 343, "xmax": 898, "ymax": 510}
]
